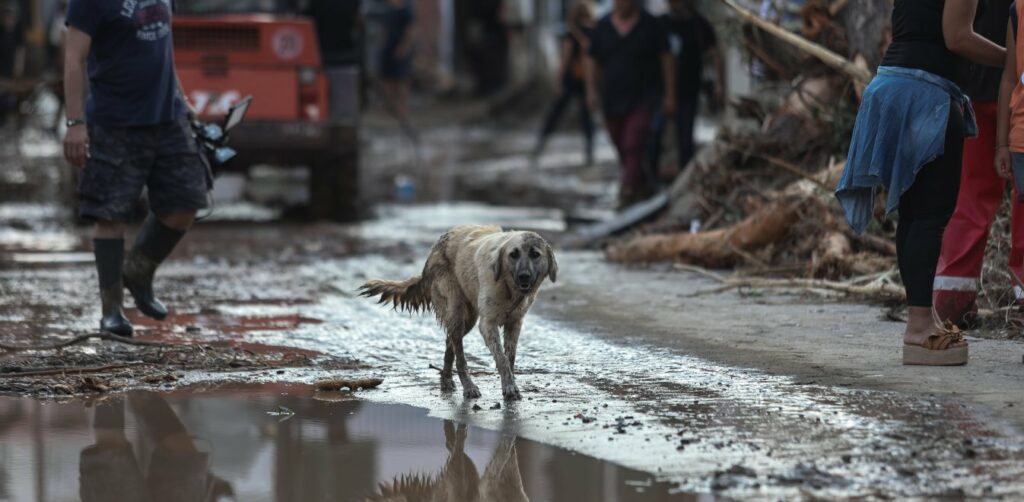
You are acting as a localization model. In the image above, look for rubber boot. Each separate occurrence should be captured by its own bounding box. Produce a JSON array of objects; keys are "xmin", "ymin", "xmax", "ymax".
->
[
  {"xmin": 124, "ymin": 215, "xmax": 185, "ymax": 321},
  {"xmin": 94, "ymin": 239, "xmax": 133, "ymax": 337}
]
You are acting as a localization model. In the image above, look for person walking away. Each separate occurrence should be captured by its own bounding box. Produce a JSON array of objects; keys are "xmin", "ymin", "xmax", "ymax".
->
[
  {"xmin": 379, "ymin": 0, "xmax": 414, "ymax": 124},
  {"xmin": 656, "ymin": 0, "xmax": 726, "ymax": 176},
  {"xmin": 835, "ymin": 0, "xmax": 1004, "ymax": 366},
  {"xmin": 64, "ymin": 0, "xmax": 210, "ymax": 337},
  {"xmin": 0, "ymin": 3, "xmax": 25, "ymax": 124},
  {"xmin": 934, "ymin": 0, "xmax": 1018, "ymax": 328},
  {"xmin": 530, "ymin": 1, "xmax": 595, "ymax": 168},
  {"xmin": 305, "ymin": 0, "xmax": 362, "ymax": 121},
  {"xmin": 586, "ymin": 0, "xmax": 676, "ymax": 209}
]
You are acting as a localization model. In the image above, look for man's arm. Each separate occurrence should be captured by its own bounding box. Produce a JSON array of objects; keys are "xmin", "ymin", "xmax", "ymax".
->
[{"xmin": 63, "ymin": 26, "xmax": 91, "ymax": 168}]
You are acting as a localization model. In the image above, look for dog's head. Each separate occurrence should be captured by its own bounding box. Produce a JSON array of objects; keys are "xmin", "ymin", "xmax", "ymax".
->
[{"xmin": 492, "ymin": 232, "xmax": 558, "ymax": 293}]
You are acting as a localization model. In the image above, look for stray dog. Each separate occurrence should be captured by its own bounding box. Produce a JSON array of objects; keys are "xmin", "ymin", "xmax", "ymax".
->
[{"xmin": 359, "ymin": 225, "xmax": 557, "ymax": 400}]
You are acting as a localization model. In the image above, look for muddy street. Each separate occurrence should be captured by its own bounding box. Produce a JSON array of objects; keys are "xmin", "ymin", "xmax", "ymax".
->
[{"xmin": 4, "ymin": 117, "xmax": 1024, "ymax": 501}]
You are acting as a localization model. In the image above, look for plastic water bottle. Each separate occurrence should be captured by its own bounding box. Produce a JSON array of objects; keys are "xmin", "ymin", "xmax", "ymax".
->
[{"xmin": 394, "ymin": 175, "xmax": 416, "ymax": 203}]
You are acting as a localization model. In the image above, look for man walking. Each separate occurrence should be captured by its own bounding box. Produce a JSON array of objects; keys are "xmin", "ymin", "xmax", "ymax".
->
[
  {"xmin": 660, "ymin": 0, "xmax": 725, "ymax": 172},
  {"xmin": 587, "ymin": 0, "xmax": 676, "ymax": 208},
  {"xmin": 64, "ymin": 0, "xmax": 209, "ymax": 336}
]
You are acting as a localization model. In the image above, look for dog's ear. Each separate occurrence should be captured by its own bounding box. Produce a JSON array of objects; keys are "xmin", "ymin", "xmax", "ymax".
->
[
  {"xmin": 492, "ymin": 244, "xmax": 504, "ymax": 282},
  {"xmin": 546, "ymin": 244, "xmax": 558, "ymax": 283}
]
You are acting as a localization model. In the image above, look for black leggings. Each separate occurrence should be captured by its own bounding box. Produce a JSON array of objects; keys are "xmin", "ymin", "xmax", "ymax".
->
[{"xmin": 896, "ymin": 102, "xmax": 964, "ymax": 307}]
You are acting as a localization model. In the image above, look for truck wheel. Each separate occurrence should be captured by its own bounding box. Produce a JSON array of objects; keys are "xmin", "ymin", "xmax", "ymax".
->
[{"xmin": 309, "ymin": 153, "xmax": 360, "ymax": 222}]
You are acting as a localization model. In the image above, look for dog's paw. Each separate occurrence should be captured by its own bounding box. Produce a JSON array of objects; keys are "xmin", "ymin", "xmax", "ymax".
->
[
  {"xmin": 440, "ymin": 376, "xmax": 456, "ymax": 393},
  {"xmin": 502, "ymin": 384, "xmax": 522, "ymax": 401},
  {"xmin": 463, "ymin": 385, "xmax": 482, "ymax": 399}
]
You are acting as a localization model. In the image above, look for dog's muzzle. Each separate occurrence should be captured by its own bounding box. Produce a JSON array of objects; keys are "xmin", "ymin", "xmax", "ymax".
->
[{"xmin": 516, "ymin": 273, "xmax": 533, "ymax": 291}]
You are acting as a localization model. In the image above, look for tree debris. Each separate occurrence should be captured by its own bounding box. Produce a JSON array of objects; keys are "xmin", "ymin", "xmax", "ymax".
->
[{"xmin": 315, "ymin": 378, "xmax": 384, "ymax": 392}]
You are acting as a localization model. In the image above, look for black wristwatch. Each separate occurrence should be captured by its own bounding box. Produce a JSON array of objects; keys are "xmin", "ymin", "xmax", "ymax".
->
[{"xmin": 66, "ymin": 118, "xmax": 86, "ymax": 128}]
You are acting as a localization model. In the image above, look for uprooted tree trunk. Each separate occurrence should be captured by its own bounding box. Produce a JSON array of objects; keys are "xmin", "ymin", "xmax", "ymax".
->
[
  {"xmin": 608, "ymin": 161, "xmax": 848, "ymax": 267},
  {"xmin": 607, "ymin": 196, "xmax": 805, "ymax": 266}
]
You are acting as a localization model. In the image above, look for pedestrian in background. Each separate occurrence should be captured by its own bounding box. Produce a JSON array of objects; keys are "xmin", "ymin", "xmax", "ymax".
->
[
  {"xmin": 654, "ymin": 0, "xmax": 726, "ymax": 177},
  {"xmin": 586, "ymin": 0, "xmax": 676, "ymax": 209},
  {"xmin": 0, "ymin": 3, "xmax": 23, "ymax": 79},
  {"xmin": 379, "ymin": 0, "xmax": 414, "ymax": 124},
  {"xmin": 64, "ymin": 0, "xmax": 210, "ymax": 337},
  {"xmin": 530, "ymin": 1, "xmax": 595, "ymax": 168},
  {"xmin": 0, "ymin": 3, "xmax": 25, "ymax": 125},
  {"xmin": 836, "ymin": 0, "xmax": 1004, "ymax": 366},
  {"xmin": 934, "ymin": 0, "xmax": 1018, "ymax": 329}
]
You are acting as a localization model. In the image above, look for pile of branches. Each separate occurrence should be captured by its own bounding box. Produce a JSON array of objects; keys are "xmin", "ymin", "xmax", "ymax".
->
[{"xmin": 605, "ymin": 0, "xmax": 901, "ymax": 297}]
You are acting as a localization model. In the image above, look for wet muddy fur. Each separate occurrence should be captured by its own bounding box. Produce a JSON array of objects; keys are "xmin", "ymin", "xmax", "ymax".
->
[{"xmin": 360, "ymin": 225, "xmax": 557, "ymax": 401}]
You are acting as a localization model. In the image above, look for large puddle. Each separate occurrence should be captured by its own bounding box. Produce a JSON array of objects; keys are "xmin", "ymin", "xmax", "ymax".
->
[{"xmin": 0, "ymin": 384, "xmax": 690, "ymax": 501}]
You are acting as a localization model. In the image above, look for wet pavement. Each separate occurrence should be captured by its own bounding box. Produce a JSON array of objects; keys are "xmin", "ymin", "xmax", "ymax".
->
[{"xmin": 4, "ymin": 120, "xmax": 1024, "ymax": 499}]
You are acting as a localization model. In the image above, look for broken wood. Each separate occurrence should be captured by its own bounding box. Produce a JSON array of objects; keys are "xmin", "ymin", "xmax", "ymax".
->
[
  {"xmin": 674, "ymin": 264, "xmax": 905, "ymax": 300},
  {"xmin": 606, "ymin": 198, "xmax": 802, "ymax": 266},
  {"xmin": 0, "ymin": 362, "xmax": 147, "ymax": 379},
  {"xmin": 315, "ymin": 378, "xmax": 384, "ymax": 392},
  {"xmin": 718, "ymin": 0, "xmax": 874, "ymax": 85},
  {"xmin": 0, "ymin": 332, "xmax": 172, "ymax": 352}
]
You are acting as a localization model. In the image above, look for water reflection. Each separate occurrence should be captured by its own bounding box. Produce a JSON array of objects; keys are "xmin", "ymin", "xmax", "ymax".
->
[
  {"xmin": 80, "ymin": 394, "xmax": 234, "ymax": 502},
  {"xmin": 0, "ymin": 385, "xmax": 693, "ymax": 502}
]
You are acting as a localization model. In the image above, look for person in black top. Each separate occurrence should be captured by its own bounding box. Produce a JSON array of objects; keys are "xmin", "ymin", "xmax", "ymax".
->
[
  {"xmin": 656, "ymin": 0, "xmax": 725, "ymax": 175},
  {"xmin": 839, "ymin": 0, "xmax": 1003, "ymax": 365},
  {"xmin": 587, "ymin": 0, "xmax": 676, "ymax": 208},
  {"xmin": 530, "ymin": 1, "xmax": 595, "ymax": 167}
]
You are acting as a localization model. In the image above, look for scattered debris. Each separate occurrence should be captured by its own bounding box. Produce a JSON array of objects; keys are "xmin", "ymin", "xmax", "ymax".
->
[{"xmin": 314, "ymin": 378, "xmax": 384, "ymax": 392}]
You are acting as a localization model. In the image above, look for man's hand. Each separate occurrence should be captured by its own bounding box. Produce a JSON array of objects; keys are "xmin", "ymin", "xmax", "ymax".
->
[
  {"xmin": 996, "ymin": 145, "xmax": 1013, "ymax": 180},
  {"xmin": 63, "ymin": 124, "xmax": 89, "ymax": 169}
]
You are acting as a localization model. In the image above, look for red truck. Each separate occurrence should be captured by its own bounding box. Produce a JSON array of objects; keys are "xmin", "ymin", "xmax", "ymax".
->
[{"xmin": 173, "ymin": 0, "xmax": 362, "ymax": 221}]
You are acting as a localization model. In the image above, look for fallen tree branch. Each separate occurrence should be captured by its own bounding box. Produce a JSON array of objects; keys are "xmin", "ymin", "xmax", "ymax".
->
[
  {"xmin": 726, "ymin": 146, "xmax": 831, "ymax": 191},
  {"xmin": 675, "ymin": 263, "xmax": 905, "ymax": 299},
  {"xmin": 315, "ymin": 378, "xmax": 384, "ymax": 391},
  {"xmin": 607, "ymin": 198, "xmax": 802, "ymax": 266},
  {"xmin": 0, "ymin": 332, "xmax": 172, "ymax": 352},
  {"xmin": 719, "ymin": 0, "xmax": 874, "ymax": 85},
  {"xmin": 0, "ymin": 362, "xmax": 148, "ymax": 379}
]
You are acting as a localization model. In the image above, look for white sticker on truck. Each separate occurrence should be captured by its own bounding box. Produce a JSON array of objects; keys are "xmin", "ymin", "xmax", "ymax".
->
[
  {"xmin": 272, "ymin": 28, "xmax": 303, "ymax": 60},
  {"xmin": 190, "ymin": 90, "xmax": 242, "ymax": 116}
]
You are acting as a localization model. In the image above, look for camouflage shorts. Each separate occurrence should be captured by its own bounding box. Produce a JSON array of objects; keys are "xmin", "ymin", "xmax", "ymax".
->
[{"xmin": 79, "ymin": 117, "xmax": 210, "ymax": 222}]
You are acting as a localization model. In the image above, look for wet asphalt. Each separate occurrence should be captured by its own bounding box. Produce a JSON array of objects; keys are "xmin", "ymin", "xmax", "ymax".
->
[{"xmin": 3, "ymin": 120, "xmax": 1024, "ymax": 500}]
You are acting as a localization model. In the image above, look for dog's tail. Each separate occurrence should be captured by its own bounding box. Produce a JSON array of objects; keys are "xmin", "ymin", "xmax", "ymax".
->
[{"xmin": 358, "ymin": 276, "xmax": 432, "ymax": 313}]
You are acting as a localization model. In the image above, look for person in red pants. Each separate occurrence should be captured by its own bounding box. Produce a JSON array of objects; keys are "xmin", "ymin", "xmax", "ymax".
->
[{"xmin": 933, "ymin": 0, "xmax": 1022, "ymax": 328}]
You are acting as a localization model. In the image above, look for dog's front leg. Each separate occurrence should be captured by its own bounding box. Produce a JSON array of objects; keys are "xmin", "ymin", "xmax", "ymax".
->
[
  {"xmin": 481, "ymin": 319, "xmax": 521, "ymax": 400},
  {"xmin": 503, "ymin": 319, "xmax": 522, "ymax": 374},
  {"xmin": 440, "ymin": 341, "xmax": 456, "ymax": 393}
]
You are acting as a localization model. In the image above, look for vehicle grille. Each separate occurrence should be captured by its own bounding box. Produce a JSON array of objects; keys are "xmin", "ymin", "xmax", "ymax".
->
[{"xmin": 173, "ymin": 26, "xmax": 260, "ymax": 52}]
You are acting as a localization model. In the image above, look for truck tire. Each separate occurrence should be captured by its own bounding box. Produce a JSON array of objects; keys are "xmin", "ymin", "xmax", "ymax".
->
[{"xmin": 309, "ymin": 153, "xmax": 360, "ymax": 222}]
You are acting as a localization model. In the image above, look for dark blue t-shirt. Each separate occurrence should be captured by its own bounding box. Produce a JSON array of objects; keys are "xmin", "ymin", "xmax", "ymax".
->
[{"xmin": 66, "ymin": 0, "xmax": 183, "ymax": 127}]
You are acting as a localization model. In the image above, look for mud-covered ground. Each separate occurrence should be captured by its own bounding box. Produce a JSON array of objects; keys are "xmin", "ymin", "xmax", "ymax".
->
[{"xmin": 4, "ymin": 109, "xmax": 1024, "ymax": 500}]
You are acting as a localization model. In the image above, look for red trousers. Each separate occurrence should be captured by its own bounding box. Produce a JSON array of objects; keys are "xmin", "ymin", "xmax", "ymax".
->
[
  {"xmin": 934, "ymin": 100, "xmax": 1024, "ymax": 323},
  {"xmin": 605, "ymin": 106, "xmax": 654, "ymax": 191}
]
